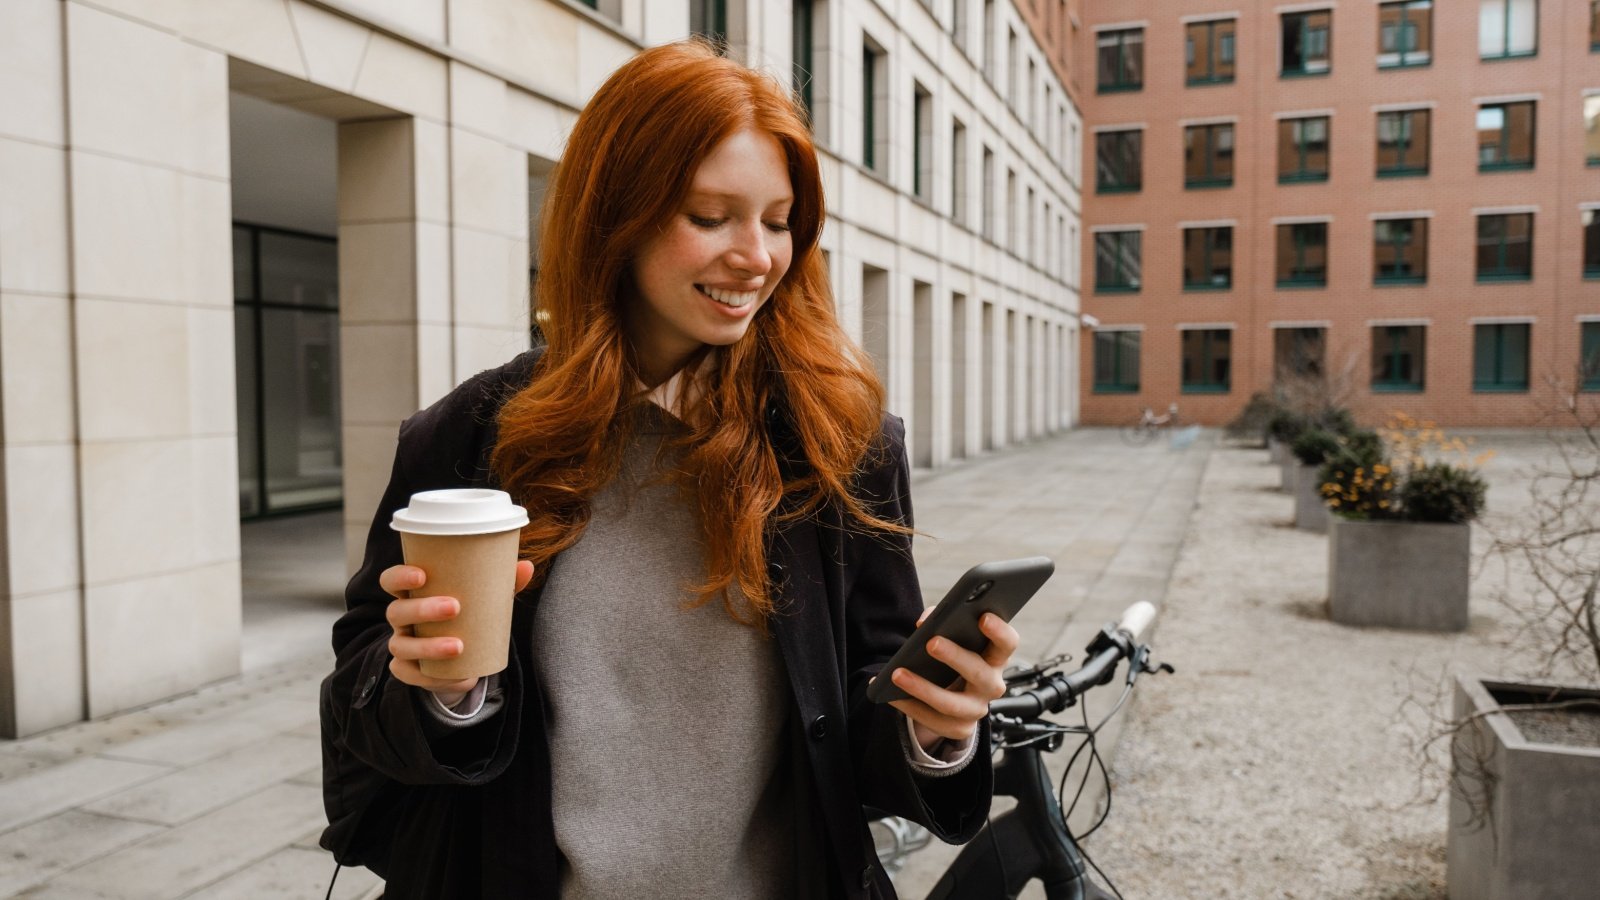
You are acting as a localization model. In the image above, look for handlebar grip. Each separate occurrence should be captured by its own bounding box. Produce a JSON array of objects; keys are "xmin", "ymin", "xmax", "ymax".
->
[{"xmin": 1117, "ymin": 601, "xmax": 1157, "ymax": 641}]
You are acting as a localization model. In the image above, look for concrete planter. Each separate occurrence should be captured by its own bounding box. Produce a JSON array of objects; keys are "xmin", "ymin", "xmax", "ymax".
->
[
  {"xmin": 1279, "ymin": 456, "xmax": 1297, "ymax": 492},
  {"xmin": 1327, "ymin": 518, "xmax": 1470, "ymax": 630},
  {"xmin": 1293, "ymin": 462, "xmax": 1329, "ymax": 532},
  {"xmin": 1268, "ymin": 436, "xmax": 1286, "ymax": 465},
  {"xmin": 1447, "ymin": 676, "xmax": 1600, "ymax": 900}
]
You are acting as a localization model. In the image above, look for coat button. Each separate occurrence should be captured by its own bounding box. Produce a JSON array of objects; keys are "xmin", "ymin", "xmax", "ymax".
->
[
  {"xmin": 860, "ymin": 864, "xmax": 873, "ymax": 889},
  {"xmin": 358, "ymin": 675, "xmax": 377, "ymax": 701},
  {"xmin": 810, "ymin": 715, "xmax": 828, "ymax": 739}
]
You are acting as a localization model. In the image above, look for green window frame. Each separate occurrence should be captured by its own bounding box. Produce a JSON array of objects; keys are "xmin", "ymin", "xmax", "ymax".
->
[
  {"xmin": 1278, "ymin": 116, "xmax": 1330, "ymax": 183},
  {"xmin": 793, "ymin": 0, "xmax": 814, "ymax": 119},
  {"xmin": 1376, "ymin": 109, "xmax": 1430, "ymax": 177},
  {"xmin": 862, "ymin": 45, "xmax": 879, "ymax": 172},
  {"xmin": 1186, "ymin": 20, "xmax": 1237, "ymax": 85},
  {"xmin": 1586, "ymin": 209, "xmax": 1600, "ymax": 278},
  {"xmin": 690, "ymin": 0, "xmax": 729, "ymax": 52},
  {"xmin": 1374, "ymin": 218, "xmax": 1428, "ymax": 285},
  {"xmin": 1585, "ymin": 96, "xmax": 1600, "ymax": 166},
  {"xmin": 1094, "ymin": 230, "xmax": 1142, "ymax": 293},
  {"xmin": 1276, "ymin": 222, "xmax": 1329, "ymax": 287},
  {"xmin": 1182, "ymin": 227, "xmax": 1233, "ymax": 290},
  {"xmin": 1372, "ymin": 325, "xmax": 1426, "ymax": 392},
  {"xmin": 1582, "ymin": 322, "xmax": 1600, "ymax": 390},
  {"xmin": 1095, "ymin": 129, "xmax": 1142, "ymax": 193},
  {"xmin": 1477, "ymin": 101, "xmax": 1536, "ymax": 171},
  {"xmin": 1592, "ymin": 1, "xmax": 1600, "ymax": 52},
  {"xmin": 1473, "ymin": 323, "xmax": 1531, "ymax": 392},
  {"xmin": 1476, "ymin": 213, "xmax": 1534, "ymax": 282},
  {"xmin": 1184, "ymin": 123, "xmax": 1234, "ymax": 188},
  {"xmin": 1480, "ymin": 0, "xmax": 1537, "ymax": 61},
  {"xmin": 1097, "ymin": 28, "xmax": 1143, "ymax": 93},
  {"xmin": 1181, "ymin": 329, "xmax": 1232, "ymax": 394},
  {"xmin": 1093, "ymin": 330, "xmax": 1142, "ymax": 393},
  {"xmin": 1378, "ymin": 1, "xmax": 1432, "ymax": 68},
  {"xmin": 1281, "ymin": 10, "xmax": 1332, "ymax": 77}
]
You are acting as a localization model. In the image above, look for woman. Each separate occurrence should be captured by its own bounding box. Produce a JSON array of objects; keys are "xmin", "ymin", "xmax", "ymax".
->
[{"xmin": 320, "ymin": 40, "xmax": 1018, "ymax": 899}]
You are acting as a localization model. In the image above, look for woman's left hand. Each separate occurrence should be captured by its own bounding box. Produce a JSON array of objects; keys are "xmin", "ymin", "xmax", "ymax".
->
[{"xmin": 887, "ymin": 612, "xmax": 1020, "ymax": 748}]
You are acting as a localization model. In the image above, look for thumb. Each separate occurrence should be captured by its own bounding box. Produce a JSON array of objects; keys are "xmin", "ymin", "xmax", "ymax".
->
[{"xmin": 514, "ymin": 559, "xmax": 535, "ymax": 592}]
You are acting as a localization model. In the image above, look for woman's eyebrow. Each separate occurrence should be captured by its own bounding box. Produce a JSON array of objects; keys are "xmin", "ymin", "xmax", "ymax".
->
[{"xmin": 686, "ymin": 189, "xmax": 794, "ymax": 207}]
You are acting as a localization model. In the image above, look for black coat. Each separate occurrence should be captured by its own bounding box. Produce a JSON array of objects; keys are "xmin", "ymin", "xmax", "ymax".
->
[{"xmin": 319, "ymin": 349, "xmax": 993, "ymax": 899}]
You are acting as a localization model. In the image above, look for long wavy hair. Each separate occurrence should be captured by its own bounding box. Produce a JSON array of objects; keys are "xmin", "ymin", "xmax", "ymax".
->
[{"xmin": 491, "ymin": 41, "xmax": 899, "ymax": 626}]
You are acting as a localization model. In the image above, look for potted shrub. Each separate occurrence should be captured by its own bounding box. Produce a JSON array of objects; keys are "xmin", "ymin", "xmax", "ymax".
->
[
  {"xmin": 1288, "ymin": 428, "xmax": 1342, "ymax": 532},
  {"xmin": 1444, "ymin": 400, "xmax": 1600, "ymax": 899},
  {"xmin": 1322, "ymin": 417, "xmax": 1488, "ymax": 631},
  {"xmin": 1265, "ymin": 409, "xmax": 1303, "ymax": 468}
]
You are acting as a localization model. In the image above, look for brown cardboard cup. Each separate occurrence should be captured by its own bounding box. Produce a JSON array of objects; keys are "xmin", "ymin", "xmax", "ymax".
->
[{"xmin": 391, "ymin": 489, "xmax": 529, "ymax": 681}]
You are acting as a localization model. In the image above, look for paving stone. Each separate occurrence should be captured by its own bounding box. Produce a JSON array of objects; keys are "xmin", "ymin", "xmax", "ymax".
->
[
  {"xmin": 1, "ymin": 712, "xmax": 174, "ymax": 764},
  {"xmin": 0, "ymin": 753, "xmax": 53, "ymax": 782},
  {"xmin": 46, "ymin": 783, "xmax": 326, "ymax": 899},
  {"xmin": 97, "ymin": 700, "xmax": 312, "ymax": 767},
  {"xmin": 184, "ymin": 846, "xmax": 380, "ymax": 900},
  {"xmin": 0, "ymin": 757, "xmax": 171, "ymax": 834},
  {"xmin": 82, "ymin": 734, "xmax": 320, "ymax": 826},
  {"xmin": 0, "ymin": 810, "xmax": 163, "ymax": 896}
]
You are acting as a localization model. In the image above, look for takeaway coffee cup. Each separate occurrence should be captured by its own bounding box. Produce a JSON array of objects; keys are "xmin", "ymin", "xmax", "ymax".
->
[{"xmin": 391, "ymin": 489, "xmax": 529, "ymax": 680}]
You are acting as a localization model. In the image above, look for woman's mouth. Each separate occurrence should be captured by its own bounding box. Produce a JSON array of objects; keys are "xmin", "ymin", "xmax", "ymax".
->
[{"xmin": 697, "ymin": 284, "xmax": 758, "ymax": 308}]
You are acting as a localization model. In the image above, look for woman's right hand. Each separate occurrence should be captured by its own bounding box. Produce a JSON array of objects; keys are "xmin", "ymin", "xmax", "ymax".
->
[{"xmin": 380, "ymin": 561, "xmax": 535, "ymax": 702}]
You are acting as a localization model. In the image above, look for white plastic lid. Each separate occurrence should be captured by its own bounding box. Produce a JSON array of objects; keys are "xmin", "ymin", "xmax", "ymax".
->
[{"xmin": 390, "ymin": 488, "xmax": 529, "ymax": 536}]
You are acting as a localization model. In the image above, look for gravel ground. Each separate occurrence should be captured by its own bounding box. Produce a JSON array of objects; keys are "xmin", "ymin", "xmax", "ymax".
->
[{"xmin": 1081, "ymin": 434, "xmax": 1587, "ymax": 900}]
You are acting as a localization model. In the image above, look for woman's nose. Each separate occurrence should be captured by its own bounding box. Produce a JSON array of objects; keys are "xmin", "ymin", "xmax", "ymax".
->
[{"xmin": 726, "ymin": 220, "xmax": 772, "ymax": 276}]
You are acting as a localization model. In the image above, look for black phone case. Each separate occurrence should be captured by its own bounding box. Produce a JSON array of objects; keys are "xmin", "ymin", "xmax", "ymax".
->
[{"xmin": 866, "ymin": 556, "xmax": 1055, "ymax": 704}]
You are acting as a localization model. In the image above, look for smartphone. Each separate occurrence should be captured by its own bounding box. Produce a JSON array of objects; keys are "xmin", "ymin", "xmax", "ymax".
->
[{"xmin": 866, "ymin": 556, "xmax": 1055, "ymax": 704}]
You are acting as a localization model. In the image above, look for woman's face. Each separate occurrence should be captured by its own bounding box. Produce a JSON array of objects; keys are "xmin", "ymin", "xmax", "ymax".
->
[{"xmin": 628, "ymin": 127, "xmax": 794, "ymax": 385}]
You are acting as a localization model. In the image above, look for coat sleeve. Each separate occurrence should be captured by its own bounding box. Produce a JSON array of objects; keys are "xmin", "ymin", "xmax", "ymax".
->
[
  {"xmin": 841, "ymin": 415, "xmax": 993, "ymax": 843},
  {"xmin": 321, "ymin": 410, "xmax": 523, "ymax": 791}
]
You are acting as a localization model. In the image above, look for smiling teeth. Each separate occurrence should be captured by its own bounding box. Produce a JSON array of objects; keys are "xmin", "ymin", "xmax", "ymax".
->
[{"xmin": 701, "ymin": 285, "xmax": 757, "ymax": 307}]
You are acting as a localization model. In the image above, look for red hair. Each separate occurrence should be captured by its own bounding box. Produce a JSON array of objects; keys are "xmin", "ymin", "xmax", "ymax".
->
[{"xmin": 491, "ymin": 41, "xmax": 898, "ymax": 625}]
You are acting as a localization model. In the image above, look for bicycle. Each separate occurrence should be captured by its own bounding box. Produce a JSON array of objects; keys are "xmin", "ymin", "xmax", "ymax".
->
[
  {"xmin": 873, "ymin": 601, "xmax": 1172, "ymax": 900},
  {"xmin": 1120, "ymin": 404, "xmax": 1180, "ymax": 446}
]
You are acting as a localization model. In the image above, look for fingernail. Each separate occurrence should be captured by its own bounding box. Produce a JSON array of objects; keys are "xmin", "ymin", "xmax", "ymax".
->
[
  {"xmin": 891, "ymin": 668, "xmax": 907, "ymax": 683},
  {"xmin": 928, "ymin": 637, "xmax": 943, "ymax": 653},
  {"xmin": 450, "ymin": 640, "xmax": 464, "ymax": 656}
]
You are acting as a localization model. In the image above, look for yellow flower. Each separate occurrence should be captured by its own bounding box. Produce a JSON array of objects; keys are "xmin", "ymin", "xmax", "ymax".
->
[{"xmin": 1378, "ymin": 500, "xmax": 1390, "ymax": 509}]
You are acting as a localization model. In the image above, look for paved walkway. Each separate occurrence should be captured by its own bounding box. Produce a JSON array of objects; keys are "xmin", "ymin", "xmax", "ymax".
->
[{"xmin": 0, "ymin": 429, "xmax": 1212, "ymax": 899}]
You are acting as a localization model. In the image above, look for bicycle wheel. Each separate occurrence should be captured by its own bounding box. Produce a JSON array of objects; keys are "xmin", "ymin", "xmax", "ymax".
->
[{"xmin": 1120, "ymin": 418, "xmax": 1156, "ymax": 445}]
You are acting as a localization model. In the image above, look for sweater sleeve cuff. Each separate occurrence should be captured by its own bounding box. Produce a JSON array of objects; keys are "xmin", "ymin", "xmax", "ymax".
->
[
  {"xmin": 901, "ymin": 714, "xmax": 978, "ymax": 776},
  {"xmin": 424, "ymin": 676, "xmax": 491, "ymax": 722}
]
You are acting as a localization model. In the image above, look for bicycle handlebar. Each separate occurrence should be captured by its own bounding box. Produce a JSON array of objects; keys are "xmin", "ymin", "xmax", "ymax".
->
[{"xmin": 988, "ymin": 602, "xmax": 1157, "ymax": 721}]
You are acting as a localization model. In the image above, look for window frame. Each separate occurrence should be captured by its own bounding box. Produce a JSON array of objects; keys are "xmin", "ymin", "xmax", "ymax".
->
[
  {"xmin": 1581, "ymin": 321, "xmax": 1600, "ymax": 390},
  {"xmin": 1184, "ymin": 123, "xmax": 1235, "ymax": 189},
  {"xmin": 1584, "ymin": 209, "xmax": 1600, "ymax": 278},
  {"xmin": 1276, "ymin": 221, "xmax": 1330, "ymax": 288},
  {"xmin": 1092, "ymin": 330, "xmax": 1142, "ymax": 393},
  {"xmin": 1378, "ymin": 0, "xmax": 1433, "ymax": 69},
  {"xmin": 1279, "ymin": 116, "xmax": 1331, "ymax": 183},
  {"xmin": 1185, "ymin": 19, "xmax": 1237, "ymax": 86},
  {"xmin": 1182, "ymin": 226, "xmax": 1234, "ymax": 291},
  {"xmin": 1372, "ymin": 325, "xmax": 1427, "ymax": 393},
  {"xmin": 1181, "ymin": 328, "xmax": 1233, "ymax": 394},
  {"xmin": 1373, "ymin": 218, "xmax": 1428, "ymax": 285},
  {"xmin": 1094, "ymin": 27, "xmax": 1145, "ymax": 93},
  {"xmin": 1281, "ymin": 9, "xmax": 1333, "ymax": 77},
  {"xmin": 1473, "ymin": 322, "xmax": 1532, "ymax": 392},
  {"xmin": 1093, "ymin": 230, "xmax": 1142, "ymax": 293},
  {"xmin": 1585, "ymin": 95, "xmax": 1600, "ymax": 166},
  {"xmin": 1480, "ymin": 0, "xmax": 1539, "ymax": 61},
  {"xmin": 862, "ymin": 44, "xmax": 879, "ymax": 172},
  {"xmin": 1376, "ymin": 108, "xmax": 1430, "ymax": 178},
  {"xmin": 1476, "ymin": 213, "xmax": 1535, "ymax": 282},
  {"xmin": 1477, "ymin": 101, "xmax": 1536, "ymax": 172},
  {"xmin": 1095, "ymin": 128, "xmax": 1143, "ymax": 194},
  {"xmin": 1592, "ymin": 1, "xmax": 1600, "ymax": 53}
]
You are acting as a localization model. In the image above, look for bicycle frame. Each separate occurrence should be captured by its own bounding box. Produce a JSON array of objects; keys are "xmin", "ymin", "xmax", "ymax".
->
[{"xmin": 924, "ymin": 737, "xmax": 1116, "ymax": 900}]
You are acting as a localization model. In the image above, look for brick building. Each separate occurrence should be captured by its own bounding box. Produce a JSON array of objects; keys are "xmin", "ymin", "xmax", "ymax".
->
[{"xmin": 1077, "ymin": 0, "xmax": 1600, "ymax": 427}]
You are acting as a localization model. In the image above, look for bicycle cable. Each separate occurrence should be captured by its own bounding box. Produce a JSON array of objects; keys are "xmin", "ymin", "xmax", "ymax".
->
[{"xmin": 1058, "ymin": 700, "xmax": 1125, "ymax": 900}]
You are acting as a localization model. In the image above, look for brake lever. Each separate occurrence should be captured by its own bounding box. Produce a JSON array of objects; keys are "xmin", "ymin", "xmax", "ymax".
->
[{"xmin": 1125, "ymin": 644, "xmax": 1175, "ymax": 686}]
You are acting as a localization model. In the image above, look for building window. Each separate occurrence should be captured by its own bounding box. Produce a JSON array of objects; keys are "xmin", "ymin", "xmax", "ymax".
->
[
  {"xmin": 1586, "ymin": 96, "xmax": 1600, "ymax": 165},
  {"xmin": 1477, "ymin": 213, "xmax": 1534, "ymax": 281},
  {"xmin": 793, "ymin": 0, "xmax": 814, "ymax": 119},
  {"xmin": 1376, "ymin": 109, "xmax": 1430, "ymax": 177},
  {"xmin": 1276, "ymin": 222, "xmax": 1329, "ymax": 287},
  {"xmin": 690, "ymin": 0, "xmax": 729, "ymax": 53},
  {"xmin": 1006, "ymin": 168, "xmax": 1017, "ymax": 250},
  {"xmin": 1584, "ymin": 209, "xmax": 1600, "ymax": 278},
  {"xmin": 1183, "ymin": 227, "xmax": 1233, "ymax": 290},
  {"xmin": 1473, "ymin": 323, "xmax": 1531, "ymax": 391},
  {"xmin": 1184, "ymin": 123, "xmax": 1234, "ymax": 188},
  {"xmin": 1582, "ymin": 322, "xmax": 1600, "ymax": 389},
  {"xmin": 1097, "ymin": 27, "xmax": 1144, "ymax": 92},
  {"xmin": 1275, "ymin": 327, "xmax": 1326, "ymax": 380},
  {"xmin": 1282, "ymin": 10, "xmax": 1332, "ymax": 76},
  {"xmin": 983, "ymin": 0, "xmax": 997, "ymax": 81},
  {"xmin": 913, "ymin": 82, "xmax": 932, "ymax": 200},
  {"xmin": 1094, "ymin": 230, "xmax": 1142, "ymax": 293},
  {"xmin": 1095, "ymin": 129, "xmax": 1142, "ymax": 193},
  {"xmin": 1592, "ymin": 1, "xmax": 1600, "ymax": 51},
  {"xmin": 952, "ymin": 119, "xmax": 968, "ymax": 225},
  {"xmin": 1480, "ymin": 0, "xmax": 1538, "ymax": 60},
  {"xmin": 1477, "ymin": 102, "xmax": 1536, "ymax": 171},
  {"xmin": 981, "ymin": 146, "xmax": 995, "ymax": 239},
  {"xmin": 1093, "ymin": 330, "xmax": 1141, "ymax": 393},
  {"xmin": 1374, "ymin": 218, "xmax": 1428, "ymax": 285},
  {"xmin": 862, "ymin": 43, "xmax": 882, "ymax": 172},
  {"xmin": 1186, "ymin": 19, "xmax": 1237, "ymax": 85},
  {"xmin": 1379, "ymin": 1, "xmax": 1432, "ymax": 68},
  {"xmin": 1372, "ymin": 325, "xmax": 1426, "ymax": 392},
  {"xmin": 1279, "ymin": 116, "xmax": 1330, "ymax": 183},
  {"xmin": 1181, "ymin": 329, "xmax": 1232, "ymax": 393}
]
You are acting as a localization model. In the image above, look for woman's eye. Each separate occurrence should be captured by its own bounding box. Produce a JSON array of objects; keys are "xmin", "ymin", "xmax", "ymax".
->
[
  {"xmin": 688, "ymin": 215, "xmax": 724, "ymax": 228},
  {"xmin": 764, "ymin": 221, "xmax": 791, "ymax": 234}
]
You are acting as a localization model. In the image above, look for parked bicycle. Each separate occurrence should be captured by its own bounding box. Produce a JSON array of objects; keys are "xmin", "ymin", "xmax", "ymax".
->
[
  {"xmin": 873, "ymin": 601, "xmax": 1171, "ymax": 900},
  {"xmin": 1121, "ymin": 404, "xmax": 1180, "ymax": 446}
]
